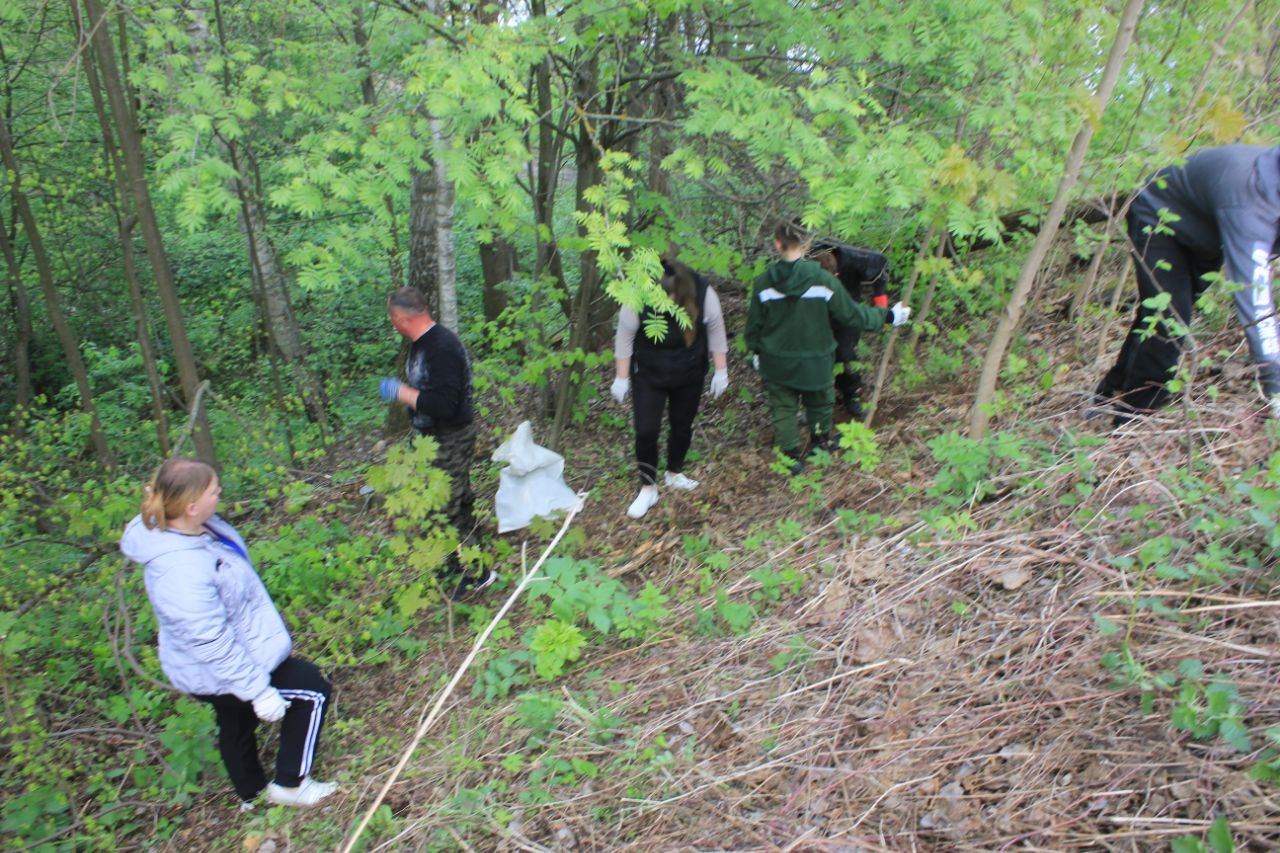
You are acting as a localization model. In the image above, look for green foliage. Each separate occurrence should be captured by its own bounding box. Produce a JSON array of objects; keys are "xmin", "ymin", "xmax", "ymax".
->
[
  {"xmin": 529, "ymin": 620, "xmax": 586, "ymax": 679},
  {"xmin": 926, "ymin": 430, "xmax": 1031, "ymax": 508},
  {"xmin": 476, "ymin": 557, "xmax": 674, "ymax": 700},
  {"xmin": 1170, "ymin": 674, "xmax": 1252, "ymax": 753},
  {"xmin": 835, "ymin": 420, "xmax": 881, "ymax": 472},
  {"xmin": 1171, "ymin": 816, "xmax": 1235, "ymax": 853},
  {"xmin": 365, "ymin": 436, "xmax": 457, "ymax": 579}
]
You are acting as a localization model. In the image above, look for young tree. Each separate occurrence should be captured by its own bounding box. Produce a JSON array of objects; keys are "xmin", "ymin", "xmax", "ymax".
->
[{"xmin": 968, "ymin": 0, "xmax": 1144, "ymax": 439}]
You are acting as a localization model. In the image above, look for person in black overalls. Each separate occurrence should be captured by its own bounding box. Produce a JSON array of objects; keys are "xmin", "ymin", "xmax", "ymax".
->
[
  {"xmin": 812, "ymin": 242, "xmax": 892, "ymax": 420},
  {"xmin": 611, "ymin": 257, "xmax": 729, "ymax": 519},
  {"xmin": 1094, "ymin": 145, "xmax": 1280, "ymax": 424}
]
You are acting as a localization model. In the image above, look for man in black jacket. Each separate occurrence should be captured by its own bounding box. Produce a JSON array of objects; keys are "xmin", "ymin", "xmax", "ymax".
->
[
  {"xmin": 1096, "ymin": 145, "xmax": 1280, "ymax": 423},
  {"xmin": 380, "ymin": 287, "xmax": 494, "ymax": 598}
]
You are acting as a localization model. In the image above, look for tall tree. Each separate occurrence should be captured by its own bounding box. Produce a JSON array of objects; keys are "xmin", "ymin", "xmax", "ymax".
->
[
  {"xmin": 71, "ymin": 0, "xmax": 171, "ymax": 454},
  {"xmin": 192, "ymin": 0, "xmax": 330, "ymax": 431},
  {"xmin": 81, "ymin": 0, "xmax": 217, "ymax": 462}
]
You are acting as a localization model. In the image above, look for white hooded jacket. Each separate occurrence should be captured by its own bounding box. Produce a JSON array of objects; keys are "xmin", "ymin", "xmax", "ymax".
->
[{"xmin": 120, "ymin": 514, "xmax": 291, "ymax": 700}]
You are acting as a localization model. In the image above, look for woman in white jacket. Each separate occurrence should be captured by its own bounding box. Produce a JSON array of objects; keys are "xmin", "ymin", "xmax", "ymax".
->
[{"xmin": 119, "ymin": 457, "xmax": 336, "ymax": 808}]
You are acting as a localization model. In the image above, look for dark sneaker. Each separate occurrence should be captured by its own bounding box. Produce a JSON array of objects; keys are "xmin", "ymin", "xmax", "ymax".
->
[
  {"xmin": 808, "ymin": 431, "xmax": 833, "ymax": 457},
  {"xmin": 450, "ymin": 568, "xmax": 498, "ymax": 601},
  {"xmin": 843, "ymin": 398, "xmax": 866, "ymax": 420}
]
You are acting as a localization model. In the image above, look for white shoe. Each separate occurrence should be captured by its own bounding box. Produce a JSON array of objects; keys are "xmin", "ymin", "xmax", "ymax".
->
[
  {"xmin": 266, "ymin": 778, "xmax": 338, "ymax": 807},
  {"xmin": 664, "ymin": 471, "xmax": 700, "ymax": 491},
  {"xmin": 626, "ymin": 486, "xmax": 659, "ymax": 519}
]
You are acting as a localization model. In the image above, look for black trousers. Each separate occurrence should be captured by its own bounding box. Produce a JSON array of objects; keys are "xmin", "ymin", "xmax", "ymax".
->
[
  {"xmin": 833, "ymin": 324, "xmax": 863, "ymax": 405},
  {"xmin": 632, "ymin": 374, "xmax": 702, "ymax": 486},
  {"xmin": 196, "ymin": 656, "xmax": 332, "ymax": 801},
  {"xmin": 1102, "ymin": 214, "xmax": 1221, "ymax": 410}
]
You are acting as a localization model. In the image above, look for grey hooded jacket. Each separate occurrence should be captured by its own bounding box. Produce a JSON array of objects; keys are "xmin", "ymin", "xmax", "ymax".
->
[
  {"xmin": 120, "ymin": 514, "xmax": 291, "ymax": 700},
  {"xmin": 1131, "ymin": 144, "xmax": 1280, "ymax": 391}
]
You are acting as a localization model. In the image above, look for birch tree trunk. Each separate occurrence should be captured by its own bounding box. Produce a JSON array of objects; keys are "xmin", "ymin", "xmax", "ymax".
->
[
  {"xmin": 430, "ymin": 116, "xmax": 458, "ymax": 330},
  {"xmin": 968, "ymin": 0, "xmax": 1144, "ymax": 439},
  {"xmin": 409, "ymin": 166, "xmax": 440, "ymax": 310}
]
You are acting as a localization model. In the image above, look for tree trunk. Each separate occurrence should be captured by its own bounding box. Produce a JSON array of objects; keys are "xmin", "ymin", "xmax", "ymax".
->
[
  {"xmin": 905, "ymin": 236, "xmax": 952, "ymax": 360},
  {"xmin": 865, "ymin": 223, "xmax": 939, "ymax": 426},
  {"xmin": 353, "ymin": 3, "xmax": 404, "ymax": 289},
  {"xmin": 529, "ymin": 19, "xmax": 569, "ymax": 421},
  {"xmin": 968, "ymin": 0, "xmax": 1144, "ymax": 439},
  {"xmin": 430, "ymin": 116, "xmax": 458, "ymax": 330},
  {"xmin": 0, "ymin": 115, "xmax": 114, "ymax": 466},
  {"xmin": 120, "ymin": 216, "xmax": 171, "ymax": 455},
  {"xmin": 194, "ymin": 3, "xmax": 328, "ymax": 432},
  {"xmin": 73, "ymin": 0, "xmax": 170, "ymax": 454},
  {"xmin": 234, "ymin": 178, "xmax": 330, "ymax": 431},
  {"xmin": 478, "ymin": 237, "xmax": 515, "ymax": 322},
  {"xmin": 0, "ymin": 214, "xmax": 34, "ymax": 427},
  {"xmin": 549, "ymin": 80, "xmax": 604, "ymax": 450},
  {"xmin": 409, "ymin": 166, "xmax": 440, "ymax": 311},
  {"xmin": 82, "ymin": 0, "xmax": 217, "ymax": 463}
]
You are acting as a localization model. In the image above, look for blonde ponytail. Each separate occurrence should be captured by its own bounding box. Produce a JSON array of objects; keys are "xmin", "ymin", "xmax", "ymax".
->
[{"xmin": 141, "ymin": 457, "xmax": 216, "ymax": 530}]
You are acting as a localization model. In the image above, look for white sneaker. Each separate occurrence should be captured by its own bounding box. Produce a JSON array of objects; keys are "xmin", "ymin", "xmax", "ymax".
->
[
  {"xmin": 664, "ymin": 471, "xmax": 700, "ymax": 490},
  {"xmin": 626, "ymin": 486, "xmax": 659, "ymax": 519},
  {"xmin": 266, "ymin": 778, "xmax": 338, "ymax": 807}
]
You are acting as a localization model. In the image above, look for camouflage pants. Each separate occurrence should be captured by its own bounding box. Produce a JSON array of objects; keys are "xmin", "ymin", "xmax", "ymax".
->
[{"xmin": 421, "ymin": 422, "xmax": 477, "ymax": 543}]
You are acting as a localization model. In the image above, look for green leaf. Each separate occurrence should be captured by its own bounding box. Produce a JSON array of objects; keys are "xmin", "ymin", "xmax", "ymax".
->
[{"xmin": 1207, "ymin": 815, "xmax": 1234, "ymax": 853}]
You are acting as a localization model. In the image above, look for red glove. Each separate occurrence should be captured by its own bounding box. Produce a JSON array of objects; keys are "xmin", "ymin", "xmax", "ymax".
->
[{"xmin": 872, "ymin": 294, "xmax": 889, "ymax": 308}]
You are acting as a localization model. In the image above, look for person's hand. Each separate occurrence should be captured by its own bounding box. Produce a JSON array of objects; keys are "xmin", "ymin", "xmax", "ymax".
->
[
  {"xmin": 610, "ymin": 376, "xmax": 630, "ymax": 404},
  {"xmin": 252, "ymin": 686, "xmax": 290, "ymax": 722},
  {"xmin": 710, "ymin": 369, "xmax": 729, "ymax": 398},
  {"xmin": 751, "ymin": 355, "xmax": 760, "ymax": 371},
  {"xmin": 889, "ymin": 302, "xmax": 911, "ymax": 326},
  {"xmin": 379, "ymin": 377, "xmax": 401, "ymax": 402}
]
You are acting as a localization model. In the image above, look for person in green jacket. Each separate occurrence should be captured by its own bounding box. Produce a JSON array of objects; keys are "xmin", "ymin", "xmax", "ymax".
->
[{"xmin": 746, "ymin": 221, "xmax": 911, "ymax": 471}]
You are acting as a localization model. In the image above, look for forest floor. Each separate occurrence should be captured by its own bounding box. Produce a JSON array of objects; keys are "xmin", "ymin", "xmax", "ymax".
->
[{"xmin": 172, "ymin": 279, "xmax": 1280, "ymax": 852}]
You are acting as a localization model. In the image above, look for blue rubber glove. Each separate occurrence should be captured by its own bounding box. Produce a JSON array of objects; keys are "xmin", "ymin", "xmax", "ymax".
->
[{"xmin": 379, "ymin": 377, "xmax": 401, "ymax": 402}]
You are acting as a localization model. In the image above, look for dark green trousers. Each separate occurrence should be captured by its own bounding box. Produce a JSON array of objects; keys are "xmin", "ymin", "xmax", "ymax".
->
[{"xmin": 765, "ymin": 381, "xmax": 833, "ymax": 455}]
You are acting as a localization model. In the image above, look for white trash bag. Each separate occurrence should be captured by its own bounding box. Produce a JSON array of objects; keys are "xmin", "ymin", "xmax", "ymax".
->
[{"xmin": 492, "ymin": 421, "xmax": 581, "ymax": 533}]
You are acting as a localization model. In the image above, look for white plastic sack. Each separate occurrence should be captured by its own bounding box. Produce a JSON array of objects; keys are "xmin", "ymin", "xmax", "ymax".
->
[{"xmin": 492, "ymin": 421, "xmax": 581, "ymax": 533}]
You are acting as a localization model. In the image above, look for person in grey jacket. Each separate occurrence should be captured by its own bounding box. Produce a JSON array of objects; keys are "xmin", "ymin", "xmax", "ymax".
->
[
  {"xmin": 119, "ymin": 458, "xmax": 337, "ymax": 809},
  {"xmin": 1096, "ymin": 144, "xmax": 1280, "ymax": 423}
]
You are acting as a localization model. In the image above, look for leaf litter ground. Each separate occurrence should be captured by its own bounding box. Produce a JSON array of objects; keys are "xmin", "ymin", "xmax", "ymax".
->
[{"xmin": 176, "ymin": 280, "xmax": 1280, "ymax": 852}]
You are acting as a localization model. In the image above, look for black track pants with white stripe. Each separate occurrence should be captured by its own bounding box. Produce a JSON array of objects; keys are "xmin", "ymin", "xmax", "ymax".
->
[{"xmin": 197, "ymin": 656, "xmax": 332, "ymax": 800}]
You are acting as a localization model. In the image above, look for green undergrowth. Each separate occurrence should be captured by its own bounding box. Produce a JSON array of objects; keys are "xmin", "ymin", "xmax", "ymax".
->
[{"xmin": 6, "ymin": 391, "xmax": 1280, "ymax": 850}]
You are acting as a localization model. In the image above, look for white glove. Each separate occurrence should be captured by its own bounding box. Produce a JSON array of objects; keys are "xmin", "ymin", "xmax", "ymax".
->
[
  {"xmin": 710, "ymin": 369, "xmax": 729, "ymax": 398},
  {"xmin": 252, "ymin": 686, "xmax": 290, "ymax": 722},
  {"xmin": 610, "ymin": 376, "xmax": 630, "ymax": 404},
  {"xmin": 1269, "ymin": 396, "xmax": 1280, "ymax": 419},
  {"xmin": 751, "ymin": 355, "xmax": 760, "ymax": 371},
  {"xmin": 889, "ymin": 302, "xmax": 911, "ymax": 326}
]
